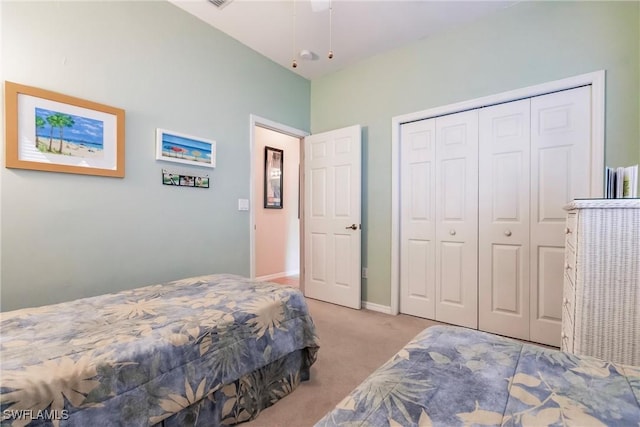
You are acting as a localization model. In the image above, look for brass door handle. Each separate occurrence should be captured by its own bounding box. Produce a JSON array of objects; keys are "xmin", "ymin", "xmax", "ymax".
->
[{"xmin": 345, "ymin": 224, "xmax": 358, "ymax": 230}]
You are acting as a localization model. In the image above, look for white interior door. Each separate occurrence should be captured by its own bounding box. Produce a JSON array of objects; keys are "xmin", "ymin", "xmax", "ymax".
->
[
  {"xmin": 399, "ymin": 119, "xmax": 436, "ymax": 318},
  {"xmin": 434, "ymin": 110, "xmax": 478, "ymax": 328},
  {"xmin": 478, "ymin": 99, "xmax": 531, "ymax": 340},
  {"xmin": 530, "ymin": 86, "xmax": 591, "ymax": 347},
  {"xmin": 304, "ymin": 125, "xmax": 362, "ymax": 309}
]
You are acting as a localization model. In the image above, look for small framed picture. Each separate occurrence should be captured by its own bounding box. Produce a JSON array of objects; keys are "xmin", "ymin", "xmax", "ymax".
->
[
  {"xmin": 162, "ymin": 170, "xmax": 209, "ymax": 189},
  {"xmin": 264, "ymin": 146, "xmax": 283, "ymax": 209},
  {"xmin": 156, "ymin": 128, "xmax": 216, "ymax": 168}
]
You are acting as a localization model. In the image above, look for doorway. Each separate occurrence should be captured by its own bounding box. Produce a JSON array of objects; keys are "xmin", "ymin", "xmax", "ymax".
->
[
  {"xmin": 250, "ymin": 117, "xmax": 363, "ymax": 309},
  {"xmin": 249, "ymin": 115, "xmax": 308, "ymax": 290}
]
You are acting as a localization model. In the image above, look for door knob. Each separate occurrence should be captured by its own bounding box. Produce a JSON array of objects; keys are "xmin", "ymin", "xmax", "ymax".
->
[
  {"xmin": 449, "ymin": 229, "xmax": 456, "ymax": 236},
  {"xmin": 504, "ymin": 229, "xmax": 512, "ymax": 237},
  {"xmin": 345, "ymin": 224, "xmax": 358, "ymax": 230}
]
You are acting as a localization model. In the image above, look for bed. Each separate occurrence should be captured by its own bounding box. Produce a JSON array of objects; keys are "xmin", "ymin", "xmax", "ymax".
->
[
  {"xmin": 0, "ymin": 274, "xmax": 319, "ymax": 426},
  {"xmin": 317, "ymin": 325, "xmax": 640, "ymax": 426}
]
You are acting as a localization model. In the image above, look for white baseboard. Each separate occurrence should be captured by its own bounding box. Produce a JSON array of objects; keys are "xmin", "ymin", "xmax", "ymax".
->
[
  {"xmin": 362, "ymin": 301, "xmax": 392, "ymax": 315},
  {"xmin": 256, "ymin": 270, "xmax": 300, "ymax": 282}
]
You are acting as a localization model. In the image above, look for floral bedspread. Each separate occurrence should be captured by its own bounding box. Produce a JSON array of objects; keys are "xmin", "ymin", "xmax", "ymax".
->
[
  {"xmin": 317, "ymin": 325, "xmax": 640, "ymax": 427},
  {"xmin": 0, "ymin": 274, "xmax": 319, "ymax": 426}
]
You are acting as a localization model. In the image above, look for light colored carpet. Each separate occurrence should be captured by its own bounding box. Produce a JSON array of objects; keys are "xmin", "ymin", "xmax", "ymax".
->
[{"xmin": 244, "ymin": 297, "xmax": 440, "ymax": 427}]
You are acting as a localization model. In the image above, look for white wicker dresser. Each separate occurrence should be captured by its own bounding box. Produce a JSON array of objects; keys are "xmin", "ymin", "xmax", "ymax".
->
[{"xmin": 561, "ymin": 199, "xmax": 640, "ymax": 365}]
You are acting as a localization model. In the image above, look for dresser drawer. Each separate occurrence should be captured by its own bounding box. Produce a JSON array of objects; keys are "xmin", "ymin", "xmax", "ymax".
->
[
  {"xmin": 564, "ymin": 244, "xmax": 576, "ymax": 284},
  {"xmin": 563, "ymin": 272, "xmax": 575, "ymax": 314},
  {"xmin": 561, "ymin": 304, "xmax": 575, "ymax": 352},
  {"xmin": 564, "ymin": 212, "xmax": 577, "ymax": 251}
]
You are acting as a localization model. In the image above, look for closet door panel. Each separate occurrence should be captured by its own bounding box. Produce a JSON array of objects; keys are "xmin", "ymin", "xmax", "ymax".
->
[
  {"xmin": 530, "ymin": 86, "xmax": 591, "ymax": 347},
  {"xmin": 440, "ymin": 241, "xmax": 464, "ymax": 303},
  {"xmin": 478, "ymin": 99, "xmax": 531, "ymax": 340},
  {"xmin": 400, "ymin": 119, "xmax": 436, "ymax": 318},
  {"xmin": 435, "ymin": 110, "xmax": 478, "ymax": 329},
  {"xmin": 537, "ymin": 246, "xmax": 565, "ymax": 320}
]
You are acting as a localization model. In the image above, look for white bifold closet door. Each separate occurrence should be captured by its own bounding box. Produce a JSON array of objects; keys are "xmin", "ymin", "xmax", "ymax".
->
[
  {"xmin": 478, "ymin": 99, "xmax": 531, "ymax": 340},
  {"xmin": 401, "ymin": 86, "xmax": 592, "ymax": 345},
  {"xmin": 528, "ymin": 86, "xmax": 591, "ymax": 345},
  {"xmin": 478, "ymin": 86, "xmax": 591, "ymax": 346},
  {"xmin": 400, "ymin": 110, "xmax": 478, "ymax": 328},
  {"xmin": 434, "ymin": 111, "xmax": 478, "ymax": 328},
  {"xmin": 399, "ymin": 119, "xmax": 437, "ymax": 319}
]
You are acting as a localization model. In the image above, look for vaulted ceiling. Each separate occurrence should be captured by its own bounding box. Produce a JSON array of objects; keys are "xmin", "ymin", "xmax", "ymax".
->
[{"xmin": 170, "ymin": 0, "xmax": 518, "ymax": 80}]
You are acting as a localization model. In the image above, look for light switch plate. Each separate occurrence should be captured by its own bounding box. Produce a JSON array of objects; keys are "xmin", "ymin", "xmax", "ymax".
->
[{"xmin": 238, "ymin": 199, "xmax": 249, "ymax": 211}]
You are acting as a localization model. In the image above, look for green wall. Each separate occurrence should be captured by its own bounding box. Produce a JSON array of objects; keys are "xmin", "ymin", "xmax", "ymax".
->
[
  {"xmin": 2, "ymin": 1, "xmax": 638, "ymax": 312},
  {"xmin": 310, "ymin": 1, "xmax": 640, "ymax": 306},
  {"xmin": 0, "ymin": 1, "xmax": 310, "ymax": 311}
]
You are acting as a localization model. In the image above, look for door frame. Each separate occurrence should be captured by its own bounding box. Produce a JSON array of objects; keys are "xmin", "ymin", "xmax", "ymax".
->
[
  {"xmin": 249, "ymin": 114, "xmax": 309, "ymax": 287},
  {"xmin": 390, "ymin": 70, "xmax": 606, "ymax": 316}
]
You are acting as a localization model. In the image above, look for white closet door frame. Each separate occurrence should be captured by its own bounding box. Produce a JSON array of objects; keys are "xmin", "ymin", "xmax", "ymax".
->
[{"xmin": 390, "ymin": 70, "xmax": 605, "ymax": 316}]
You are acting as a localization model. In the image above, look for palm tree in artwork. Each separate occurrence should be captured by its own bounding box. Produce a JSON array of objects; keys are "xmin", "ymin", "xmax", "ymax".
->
[
  {"xmin": 46, "ymin": 113, "xmax": 75, "ymax": 153},
  {"xmin": 35, "ymin": 116, "xmax": 46, "ymax": 149},
  {"xmin": 46, "ymin": 114, "xmax": 61, "ymax": 152},
  {"xmin": 57, "ymin": 114, "xmax": 75, "ymax": 154},
  {"xmin": 192, "ymin": 150, "xmax": 201, "ymax": 162}
]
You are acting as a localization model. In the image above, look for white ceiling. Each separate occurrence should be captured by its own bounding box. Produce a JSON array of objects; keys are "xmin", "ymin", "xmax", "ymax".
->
[{"xmin": 170, "ymin": 0, "xmax": 518, "ymax": 80}]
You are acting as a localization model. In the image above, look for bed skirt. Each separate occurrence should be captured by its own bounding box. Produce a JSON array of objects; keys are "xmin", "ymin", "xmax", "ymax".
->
[{"xmin": 157, "ymin": 347, "xmax": 317, "ymax": 426}]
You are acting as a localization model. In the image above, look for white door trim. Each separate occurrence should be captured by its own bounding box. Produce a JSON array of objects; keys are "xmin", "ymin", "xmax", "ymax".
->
[
  {"xmin": 390, "ymin": 70, "xmax": 606, "ymax": 316},
  {"xmin": 249, "ymin": 114, "xmax": 308, "ymax": 281}
]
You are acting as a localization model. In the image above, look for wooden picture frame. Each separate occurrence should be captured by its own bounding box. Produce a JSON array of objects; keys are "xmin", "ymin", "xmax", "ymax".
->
[
  {"xmin": 264, "ymin": 146, "xmax": 283, "ymax": 209},
  {"xmin": 4, "ymin": 81, "xmax": 125, "ymax": 177},
  {"xmin": 156, "ymin": 128, "xmax": 216, "ymax": 169}
]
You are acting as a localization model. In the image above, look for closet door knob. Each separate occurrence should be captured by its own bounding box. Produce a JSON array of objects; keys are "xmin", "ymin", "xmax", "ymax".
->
[
  {"xmin": 449, "ymin": 229, "xmax": 456, "ymax": 236},
  {"xmin": 504, "ymin": 229, "xmax": 512, "ymax": 237},
  {"xmin": 565, "ymin": 227, "xmax": 571, "ymax": 234}
]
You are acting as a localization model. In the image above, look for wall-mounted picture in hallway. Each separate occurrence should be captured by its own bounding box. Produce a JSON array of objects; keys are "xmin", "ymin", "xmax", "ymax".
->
[
  {"xmin": 156, "ymin": 128, "xmax": 216, "ymax": 168},
  {"xmin": 4, "ymin": 81, "xmax": 125, "ymax": 177},
  {"xmin": 264, "ymin": 146, "xmax": 283, "ymax": 209}
]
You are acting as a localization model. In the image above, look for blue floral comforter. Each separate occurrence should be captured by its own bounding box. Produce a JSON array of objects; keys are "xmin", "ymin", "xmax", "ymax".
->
[
  {"xmin": 317, "ymin": 325, "xmax": 640, "ymax": 426},
  {"xmin": 0, "ymin": 274, "xmax": 319, "ymax": 426}
]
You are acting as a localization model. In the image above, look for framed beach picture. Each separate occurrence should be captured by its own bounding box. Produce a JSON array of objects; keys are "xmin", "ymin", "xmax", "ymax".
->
[
  {"xmin": 156, "ymin": 128, "xmax": 216, "ymax": 168},
  {"xmin": 4, "ymin": 81, "xmax": 125, "ymax": 177},
  {"xmin": 264, "ymin": 146, "xmax": 283, "ymax": 209}
]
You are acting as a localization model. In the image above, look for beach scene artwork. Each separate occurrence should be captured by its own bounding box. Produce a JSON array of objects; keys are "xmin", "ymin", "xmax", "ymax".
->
[
  {"xmin": 35, "ymin": 107, "xmax": 104, "ymax": 158},
  {"xmin": 159, "ymin": 131, "xmax": 214, "ymax": 167}
]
